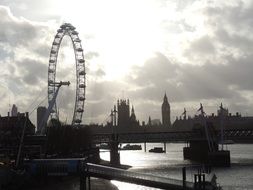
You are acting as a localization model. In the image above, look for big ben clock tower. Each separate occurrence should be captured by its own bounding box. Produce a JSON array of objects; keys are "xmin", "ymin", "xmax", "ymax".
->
[{"xmin": 162, "ymin": 93, "xmax": 171, "ymax": 127}]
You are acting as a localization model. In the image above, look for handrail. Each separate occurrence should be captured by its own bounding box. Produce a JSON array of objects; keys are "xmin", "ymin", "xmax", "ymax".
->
[{"xmin": 85, "ymin": 163, "xmax": 193, "ymax": 188}]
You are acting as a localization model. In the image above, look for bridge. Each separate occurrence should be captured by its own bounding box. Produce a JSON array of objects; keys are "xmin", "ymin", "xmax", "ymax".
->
[
  {"xmin": 81, "ymin": 163, "xmax": 219, "ymax": 190},
  {"xmin": 92, "ymin": 128, "xmax": 253, "ymax": 144}
]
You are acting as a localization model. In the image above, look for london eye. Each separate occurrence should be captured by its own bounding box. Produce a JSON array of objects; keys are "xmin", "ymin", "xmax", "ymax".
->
[{"xmin": 48, "ymin": 23, "xmax": 85, "ymax": 125}]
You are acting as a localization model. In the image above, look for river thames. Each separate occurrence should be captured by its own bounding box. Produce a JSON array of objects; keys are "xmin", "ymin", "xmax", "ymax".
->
[{"xmin": 100, "ymin": 143, "xmax": 253, "ymax": 190}]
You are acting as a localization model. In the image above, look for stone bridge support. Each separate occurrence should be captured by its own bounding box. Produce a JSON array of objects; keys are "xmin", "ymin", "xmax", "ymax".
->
[{"xmin": 109, "ymin": 134, "xmax": 120, "ymax": 165}]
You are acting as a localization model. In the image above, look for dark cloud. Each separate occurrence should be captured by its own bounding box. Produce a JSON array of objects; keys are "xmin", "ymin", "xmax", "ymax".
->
[
  {"xmin": 15, "ymin": 58, "xmax": 47, "ymax": 85},
  {"xmin": 34, "ymin": 43, "xmax": 51, "ymax": 58},
  {"xmin": 0, "ymin": 6, "xmax": 38, "ymax": 46},
  {"xmin": 202, "ymin": 55, "xmax": 253, "ymax": 91},
  {"xmin": 0, "ymin": 5, "xmax": 53, "ymax": 62},
  {"xmin": 205, "ymin": 2, "xmax": 253, "ymax": 31},
  {"xmin": 187, "ymin": 35, "xmax": 215, "ymax": 55},
  {"xmin": 128, "ymin": 52, "xmax": 178, "ymax": 87},
  {"xmin": 215, "ymin": 28, "xmax": 253, "ymax": 52}
]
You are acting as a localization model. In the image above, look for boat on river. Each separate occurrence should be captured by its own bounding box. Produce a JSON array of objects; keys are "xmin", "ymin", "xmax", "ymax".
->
[
  {"xmin": 149, "ymin": 147, "xmax": 165, "ymax": 153},
  {"xmin": 121, "ymin": 144, "xmax": 142, "ymax": 150}
]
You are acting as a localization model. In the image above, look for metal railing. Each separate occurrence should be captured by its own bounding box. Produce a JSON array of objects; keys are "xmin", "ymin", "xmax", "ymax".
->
[{"xmin": 83, "ymin": 163, "xmax": 195, "ymax": 189}]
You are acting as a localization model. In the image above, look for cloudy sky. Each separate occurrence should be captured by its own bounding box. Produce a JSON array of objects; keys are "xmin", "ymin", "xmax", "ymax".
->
[{"xmin": 1, "ymin": 0, "xmax": 253, "ymax": 126}]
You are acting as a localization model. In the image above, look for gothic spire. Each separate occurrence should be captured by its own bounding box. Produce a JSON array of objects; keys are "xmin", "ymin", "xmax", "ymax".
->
[
  {"xmin": 164, "ymin": 92, "xmax": 168, "ymax": 102},
  {"xmin": 131, "ymin": 105, "xmax": 135, "ymax": 115}
]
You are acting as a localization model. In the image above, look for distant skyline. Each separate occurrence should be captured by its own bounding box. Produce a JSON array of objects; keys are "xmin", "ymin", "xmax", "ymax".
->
[{"xmin": 1, "ymin": 0, "xmax": 253, "ymax": 125}]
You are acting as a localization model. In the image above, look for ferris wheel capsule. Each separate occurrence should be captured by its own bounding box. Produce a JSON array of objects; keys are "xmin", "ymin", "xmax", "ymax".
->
[
  {"xmin": 76, "ymin": 48, "xmax": 83, "ymax": 52},
  {"xmin": 72, "ymin": 31, "xmax": 78, "ymax": 35},
  {"xmin": 77, "ymin": 108, "xmax": 84, "ymax": 112},
  {"xmin": 74, "ymin": 39, "xmax": 81, "ymax": 42},
  {"xmin": 49, "ymin": 68, "xmax": 55, "ymax": 73},
  {"xmin": 79, "ymin": 96, "xmax": 85, "ymax": 101},
  {"xmin": 78, "ymin": 59, "xmax": 85, "ymax": 63},
  {"xmin": 70, "ymin": 26, "xmax": 76, "ymax": 30},
  {"xmin": 57, "ymin": 29, "xmax": 63, "ymax": 33},
  {"xmin": 53, "ymin": 41, "xmax": 59, "ymax": 45},
  {"xmin": 51, "ymin": 50, "xmax": 57, "ymax": 54},
  {"xmin": 79, "ymin": 71, "xmax": 85, "ymax": 75},
  {"xmin": 79, "ymin": 84, "xmax": 85, "ymax": 88}
]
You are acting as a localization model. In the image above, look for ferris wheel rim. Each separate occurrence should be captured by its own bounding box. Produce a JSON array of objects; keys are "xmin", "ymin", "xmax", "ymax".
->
[{"xmin": 48, "ymin": 23, "xmax": 86, "ymax": 125}]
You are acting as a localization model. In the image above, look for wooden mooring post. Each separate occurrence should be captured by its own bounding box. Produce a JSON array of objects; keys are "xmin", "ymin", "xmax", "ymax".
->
[{"xmin": 182, "ymin": 167, "xmax": 186, "ymax": 189}]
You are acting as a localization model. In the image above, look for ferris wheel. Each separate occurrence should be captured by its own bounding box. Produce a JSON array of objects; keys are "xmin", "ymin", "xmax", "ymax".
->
[{"xmin": 48, "ymin": 23, "xmax": 85, "ymax": 125}]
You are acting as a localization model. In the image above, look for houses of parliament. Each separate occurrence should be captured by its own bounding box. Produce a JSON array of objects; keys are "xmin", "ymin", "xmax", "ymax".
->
[{"xmin": 108, "ymin": 93, "xmax": 172, "ymax": 130}]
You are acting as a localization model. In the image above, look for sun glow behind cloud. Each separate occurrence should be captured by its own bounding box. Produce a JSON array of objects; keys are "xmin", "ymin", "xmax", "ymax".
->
[{"xmin": 56, "ymin": 0, "xmax": 168, "ymax": 79}]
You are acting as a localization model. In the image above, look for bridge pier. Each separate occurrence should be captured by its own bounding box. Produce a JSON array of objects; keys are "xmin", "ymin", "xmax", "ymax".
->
[
  {"xmin": 109, "ymin": 134, "xmax": 120, "ymax": 166},
  {"xmin": 183, "ymin": 140, "xmax": 230, "ymax": 167}
]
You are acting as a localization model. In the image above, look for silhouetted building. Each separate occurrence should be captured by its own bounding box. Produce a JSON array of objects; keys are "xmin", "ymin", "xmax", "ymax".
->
[
  {"xmin": 37, "ymin": 106, "xmax": 47, "ymax": 133},
  {"xmin": 151, "ymin": 119, "xmax": 161, "ymax": 126},
  {"xmin": 147, "ymin": 116, "xmax": 161, "ymax": 126},
  {"xmin": 130, "ymin": 106, "xmax": 136, "ymax": 122},
  {"xmin": 0, "ymin": 112, "xmax": 35, "ymax": 157},
  {"xmin": 217, "ymin": 103, "xmax": 229, "ymax": 117},
  {"xmin": 148, "ymin": 116, "xmax": 152, "ymax": 126},
  {"xmin": 129, "ymin": 106, "xmax": 139, "ymax": 126},
  {"xmin": 11, "ymin": 104, "xmax": 18, "ymax": 116},
  {"xmin": 173, "ymin": 103, "xmax": 253, "ymax": 130},
  {"xmin": 117, "ymin": 99, "xmax": 130, "ymax": 127},
  {"xmin": 161, "ymin": 93, "xmax": 171, "ymax": 126},
  {"xmin": 0, "ymin": 112, "xmax": 35, "ymax": 133}
]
